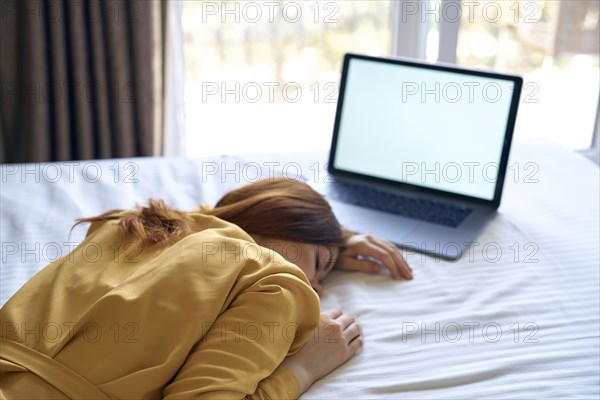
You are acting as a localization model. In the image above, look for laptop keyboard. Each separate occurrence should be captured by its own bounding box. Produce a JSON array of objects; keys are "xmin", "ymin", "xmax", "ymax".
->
[{"xmin": 328, "ymin": 181, "xmax": 473, "ymax": 228}]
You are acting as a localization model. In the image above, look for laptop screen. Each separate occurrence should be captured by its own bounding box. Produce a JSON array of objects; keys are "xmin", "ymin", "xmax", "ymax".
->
[{"xmin": 331, "ymin": 54, "xmax": 522, "ymax": 203}]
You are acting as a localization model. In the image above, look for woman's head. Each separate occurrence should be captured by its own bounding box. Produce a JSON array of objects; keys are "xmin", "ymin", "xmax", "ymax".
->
[
  {"xmin": 207, "ymin": 177, "xmax": 344, "ymax": 247},
  {"xmin": 205, "ymin": 177, "xmax": 345, "ymax": 295}
]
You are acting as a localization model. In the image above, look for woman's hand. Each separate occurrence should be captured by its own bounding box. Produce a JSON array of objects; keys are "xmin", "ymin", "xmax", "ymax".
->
[
  {"xmin": 281, "ymin": 309, "xmax": 363, "ymax": 394},
  {"xmin": 335, "ymin": 232, "xmax": 413, "ymax": 280}
]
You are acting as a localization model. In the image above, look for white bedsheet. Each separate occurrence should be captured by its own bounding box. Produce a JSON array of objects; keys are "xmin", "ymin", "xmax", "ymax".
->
[{"xmin": 1, "ymin": 139, "xmax": 598, "ymax": 399}]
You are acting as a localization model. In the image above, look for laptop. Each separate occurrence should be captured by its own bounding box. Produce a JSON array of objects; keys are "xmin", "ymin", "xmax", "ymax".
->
[{"xmin": 320, "ymin": 53, "xmax": 523, "ymax": 260}]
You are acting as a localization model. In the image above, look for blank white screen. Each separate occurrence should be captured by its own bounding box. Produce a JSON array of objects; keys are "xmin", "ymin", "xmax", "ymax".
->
[{"xmin": 334, "ymin": 58, "xmax": 515, "ymax": 201}]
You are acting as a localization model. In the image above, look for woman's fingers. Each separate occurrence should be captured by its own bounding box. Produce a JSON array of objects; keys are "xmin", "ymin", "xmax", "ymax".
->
[
  {"xmin": 358, "ymin": 239, "xmax": 405, "ymax": 280},
  {"xmin": 331, "ymin": 311, "xmax": 362, "ymax": 346},
  {"xmin": 374, "ymin": 239, "xmax": 413, "ymax": 280},
  {"xmin": 322, "ymin": 310, "xmax": 361, "ymax": 335},
  {"xmin": 334, "ymin": 312, "xmax": 358, "ymax": 330},
  {"xmin": 348, "ymin": 333, "xmax": 364, "ymax": 354},
  {"xmin": 343, "ymin": 321, "xmax": 361, "ymax": 343},
  {"xmin": 340, "ymin": 235, "xmax": 413, "ymax": 281}
]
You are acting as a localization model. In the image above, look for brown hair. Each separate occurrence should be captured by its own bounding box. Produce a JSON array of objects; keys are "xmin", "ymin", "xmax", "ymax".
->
[{"xmin": 74, "ymin": 177, "xmax": 344, "ymax": 249}]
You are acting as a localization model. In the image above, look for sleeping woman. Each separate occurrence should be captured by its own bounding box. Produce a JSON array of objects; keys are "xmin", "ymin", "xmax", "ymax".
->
[{"xmin": 0, "ymin": 177, "xmax": 412, "ymax": 399}]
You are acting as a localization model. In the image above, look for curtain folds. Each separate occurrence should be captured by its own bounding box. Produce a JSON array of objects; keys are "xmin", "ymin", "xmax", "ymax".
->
[{"xmin": 0, "ymin": 0, "xmax": 168, "ymax": 163}]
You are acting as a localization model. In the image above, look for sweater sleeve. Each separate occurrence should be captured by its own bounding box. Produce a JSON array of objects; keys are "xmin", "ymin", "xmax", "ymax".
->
[
  {"xmin": 162, "ymin": 268, "xmax": 320, "ymax": 400},
  {"xmin": 250, "ymin": 364, "xmax": 301, "ymax": 399}
]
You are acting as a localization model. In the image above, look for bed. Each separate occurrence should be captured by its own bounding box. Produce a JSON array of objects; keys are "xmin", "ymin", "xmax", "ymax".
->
[{"xmin": 1, "ymin": 139, "xmax": 598, "ymax": 399}]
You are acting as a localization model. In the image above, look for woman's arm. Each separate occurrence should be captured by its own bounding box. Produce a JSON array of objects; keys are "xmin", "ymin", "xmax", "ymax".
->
[{"xmin": 162, "ymin": 270, "xmax": 320, "ymax": 400}]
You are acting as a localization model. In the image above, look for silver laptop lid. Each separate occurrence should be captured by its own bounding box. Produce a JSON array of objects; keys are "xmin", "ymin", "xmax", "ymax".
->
[{"xmin": 328, "ymin": 53, "xmax": 523, "ymax": 208}]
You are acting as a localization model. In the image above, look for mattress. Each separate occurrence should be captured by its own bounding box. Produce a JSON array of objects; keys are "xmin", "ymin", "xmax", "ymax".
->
[{"xmin": 1, "ymin": 139, "xmax": 598, "ymax": 398}]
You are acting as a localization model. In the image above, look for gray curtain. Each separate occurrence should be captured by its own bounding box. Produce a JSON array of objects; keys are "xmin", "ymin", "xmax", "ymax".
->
[{"xmin": 0, "ymin": 0, "xmax": 166, "ymax": 163}]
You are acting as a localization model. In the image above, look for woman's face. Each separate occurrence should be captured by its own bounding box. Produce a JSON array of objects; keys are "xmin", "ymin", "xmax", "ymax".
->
[
  {"xmin": 253, "ymin": 236, "xmax": 339, "ymax": 297},
  {"xmin": 291, "ymin": 242, "xmax": 339, "ymax": 297}
]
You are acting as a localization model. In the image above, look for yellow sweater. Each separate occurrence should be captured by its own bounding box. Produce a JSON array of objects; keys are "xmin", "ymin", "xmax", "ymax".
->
[{"xmin": 0, "ymin": 212, "xmax": 320, "ymax": 399}]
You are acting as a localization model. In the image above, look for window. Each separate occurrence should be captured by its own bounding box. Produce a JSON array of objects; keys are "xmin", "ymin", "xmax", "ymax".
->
[
  {"xmin": 421, "ymin": 0, "xmax": 599, "ymax": 150},
  {"xmin": 182, "ymin": 0, "xmax": 392, "ymax": 157},
  {"xmin": 182, "ymin": 0, "xmax": 599, "ymax": 156}
]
